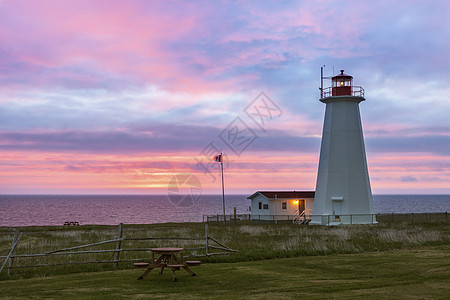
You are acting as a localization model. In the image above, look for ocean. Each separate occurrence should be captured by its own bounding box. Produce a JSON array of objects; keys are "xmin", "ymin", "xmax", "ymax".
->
[{"xmin": 0, "ymin": 194, "xmax": 449, "ymax": 227}]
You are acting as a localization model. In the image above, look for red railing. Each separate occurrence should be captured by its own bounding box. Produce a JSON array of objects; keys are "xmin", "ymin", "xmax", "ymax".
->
[{"xmin": 321, "ymin": 86, "xmax": 364, "ymax": 99}]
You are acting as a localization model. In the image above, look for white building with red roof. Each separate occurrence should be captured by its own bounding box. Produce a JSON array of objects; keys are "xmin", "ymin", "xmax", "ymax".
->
[{"xmin": 247, "ymin": 191, "xmax": 315, "ymax": 223}]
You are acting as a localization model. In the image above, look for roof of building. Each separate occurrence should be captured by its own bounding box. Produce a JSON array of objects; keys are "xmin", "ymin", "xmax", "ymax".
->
[
  {"xmin": 332, "ymin": 69, "xmax": 352, "ymax": 79},
  {"xmin": 247, "ymin": 191, "xmax": 315, "ymax": 199}
]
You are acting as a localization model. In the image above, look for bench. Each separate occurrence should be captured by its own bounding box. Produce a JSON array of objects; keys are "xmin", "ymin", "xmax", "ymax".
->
[
  {"xmin": 134, "ymin": 262, "xmax": 150, "ymax": 269},
  {"xmin": 185, "ymin": 261, "xmax": 201, "ymax": 266},
  {"xmin": 166, "ymin": 264, "xmax": 185, "ymax": 270}
]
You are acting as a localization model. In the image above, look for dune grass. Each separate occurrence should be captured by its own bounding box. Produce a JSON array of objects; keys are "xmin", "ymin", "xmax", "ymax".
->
[{"xmin": 0, "ymin": 245, "xmax": 449, "ymax": 299}]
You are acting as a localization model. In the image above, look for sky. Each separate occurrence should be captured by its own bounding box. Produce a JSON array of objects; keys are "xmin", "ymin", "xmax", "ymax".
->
[{"xmin": 0, "ymin": 0, "xmax": 449, "ymax": 195}]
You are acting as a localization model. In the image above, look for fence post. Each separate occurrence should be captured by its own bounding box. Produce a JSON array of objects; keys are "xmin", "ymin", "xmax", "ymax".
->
[
  {"xmin": 7, "ymin": 229, "xmax": 19, "ymax": 276},
  {"xmin": 205, "ymin": 224, "xmax": 209, "ymax": 256},
  {"xmin": 113, "ymin": 223, "xmax": 123, "ymax": 267},
  {"xmin": 411, "ymin": 213, "xmax": 414, "ymax": 224}
]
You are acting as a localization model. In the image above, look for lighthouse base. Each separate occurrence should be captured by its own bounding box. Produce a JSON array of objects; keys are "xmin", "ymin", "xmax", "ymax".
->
[{"xmin": 309, "ymin": 214, "xmax": 377, "ymax": 226}]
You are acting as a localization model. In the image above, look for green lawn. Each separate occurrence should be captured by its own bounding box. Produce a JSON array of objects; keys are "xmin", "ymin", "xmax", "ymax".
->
[{"xmin": 1, "ymin": 246, "xmax": 449, "ymax": 299}]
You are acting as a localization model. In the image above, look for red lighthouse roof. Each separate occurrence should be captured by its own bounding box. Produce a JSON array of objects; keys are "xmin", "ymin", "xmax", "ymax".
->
[{"xmin": 332, "ymin": 69, "xmax": 352, "ymax": 79}]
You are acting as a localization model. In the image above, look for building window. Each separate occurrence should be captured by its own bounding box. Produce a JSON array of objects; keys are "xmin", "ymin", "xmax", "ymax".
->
[
  {"xmin": 281, "ymin": 202, "xmax": 287, "ymax": 210},
  {"xmin": 258, "ymin": 202, "xmax": 262, "ymax": 209},
  {"xmin": 263, "ymin": 204, "xmax": 269, "ymax": 210}
]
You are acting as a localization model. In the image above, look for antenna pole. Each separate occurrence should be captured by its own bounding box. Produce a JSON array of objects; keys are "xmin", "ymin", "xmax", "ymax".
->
[{"xmin": 320, "ymin": 66, "xmax": 324, "ymax": 99}]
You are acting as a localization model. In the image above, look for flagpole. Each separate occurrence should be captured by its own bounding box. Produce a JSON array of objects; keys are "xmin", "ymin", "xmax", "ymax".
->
[{"xmin": 220, "ymin": 152, "xmax": 226, "ymax": 224}]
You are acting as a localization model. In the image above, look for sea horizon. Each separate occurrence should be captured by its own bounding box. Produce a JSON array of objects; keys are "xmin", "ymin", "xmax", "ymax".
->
[
  {"xmin": 1, "ymin": 194, "xmax": 449, "ymax": 227},
  {"xmin": 2, "ymin": 193, "xmax": 450, "ymax": 196}
]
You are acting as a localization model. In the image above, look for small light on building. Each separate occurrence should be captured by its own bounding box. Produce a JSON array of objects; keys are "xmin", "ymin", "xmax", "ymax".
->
[{"xmin": 294, "ymin": 200, "xmax": 298, "ymax": 204}]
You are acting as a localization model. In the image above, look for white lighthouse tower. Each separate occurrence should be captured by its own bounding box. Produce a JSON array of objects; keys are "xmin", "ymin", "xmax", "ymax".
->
[{"xmin": 311, "ymin": 69, "xmax": 375, "ymax": 225}]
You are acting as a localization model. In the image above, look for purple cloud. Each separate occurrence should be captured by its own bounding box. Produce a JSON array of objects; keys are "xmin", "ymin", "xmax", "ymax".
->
[{"xmin": 400, "ymin": 176, "xmax": 418, "ymax": 183}]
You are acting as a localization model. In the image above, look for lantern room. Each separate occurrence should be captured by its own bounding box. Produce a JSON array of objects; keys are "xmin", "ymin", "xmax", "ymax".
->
[{"xmin": 332, "ymin": 70, "xmax": 352, "ymax": 96}]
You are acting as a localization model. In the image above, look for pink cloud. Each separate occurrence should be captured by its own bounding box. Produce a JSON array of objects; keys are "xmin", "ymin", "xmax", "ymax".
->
[
  {"xmin": 2, "ymin": 147, "xmax": 449, "ymax": 194},
  {"xmin": 0, "ymin": 0, "xmax": 381, "ymax": 95},
  {"xmin": 0, "ymin": 150, "xmax": 320, "ymax": 193},
  {"xmin": 0, "ymin": 0, "xmax": 233, "ymax": 93}
]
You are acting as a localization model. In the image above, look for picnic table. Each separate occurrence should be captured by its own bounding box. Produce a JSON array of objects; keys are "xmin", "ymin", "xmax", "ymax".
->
[
  {"xmin": 63, "ymin": 221, "xmax": 79, "ymax": 226},
  {"xmin": 135, "ymin": 247, "xmax": 199, "ymax": 282}
]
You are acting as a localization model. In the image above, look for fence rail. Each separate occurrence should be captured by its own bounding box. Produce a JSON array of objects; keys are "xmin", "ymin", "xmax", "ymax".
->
[
  {"xmin": 204, "ymin": 212, "xmax": 449, "ymax": 225},
  {"xmin": 0, "ymin": 224, "xmax": 237, "ymax": 276},
  {"xmin": 203, "ymin": 214, "xmax": 252, "ymax": 223}
]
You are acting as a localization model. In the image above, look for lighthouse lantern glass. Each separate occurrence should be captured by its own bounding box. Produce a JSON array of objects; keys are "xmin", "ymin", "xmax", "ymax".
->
[
  {"xmin": 332, "ymin": 78, "xmax": 352, "ymax": 87},
  {"xmin": 331, "ymin": 71, "xmax": 353, "ymax": 96}
]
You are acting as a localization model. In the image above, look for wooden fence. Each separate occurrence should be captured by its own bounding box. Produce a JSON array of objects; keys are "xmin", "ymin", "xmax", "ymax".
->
[
  {"xmin": 0, "ymin": 224, "xmax": 237, "ymax": 276},
  {"xmin": 204, "ymin": 212, "xmax": 449, "ymax": 224}
]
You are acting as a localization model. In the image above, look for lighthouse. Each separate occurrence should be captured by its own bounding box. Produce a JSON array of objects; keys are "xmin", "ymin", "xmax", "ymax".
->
[{"xmin": 311, "ymin": 69, "xmax": 376, "ymax": 225}]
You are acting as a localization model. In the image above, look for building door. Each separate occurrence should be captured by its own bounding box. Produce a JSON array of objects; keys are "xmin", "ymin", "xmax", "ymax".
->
[
  {"xmin": 333, "ymin": 201, "xmax": 342, "ymax": 220},
  {"xmin": 298, "ymin": 199, "xmax": 305, "ymax": 213}
]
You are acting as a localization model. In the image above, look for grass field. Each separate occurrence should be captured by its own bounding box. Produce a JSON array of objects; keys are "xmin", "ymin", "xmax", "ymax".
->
[
  {"xmin": 1, "ymin": 221, "xmax": 449, "ymax": 298},
  {"xmin": 0, "ymin": 245, "xmax": 449, "ymax": 299}
]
